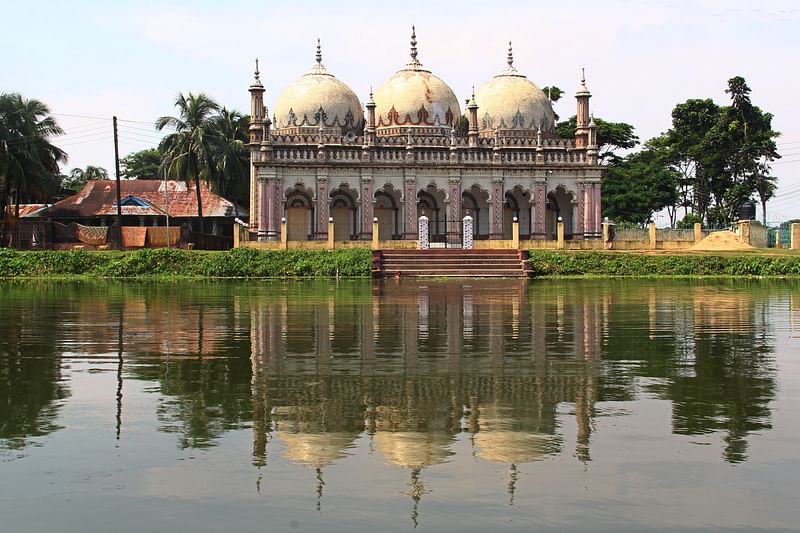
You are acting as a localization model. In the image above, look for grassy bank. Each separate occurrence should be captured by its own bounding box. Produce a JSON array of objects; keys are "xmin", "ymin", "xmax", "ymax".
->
[
  {"xmin": 527, "ymin": 250, "xmax": 800, "ymax": 277},
  {"xmin": 0, "ymin": 248, "xmax": 373, "ymax": 278}
]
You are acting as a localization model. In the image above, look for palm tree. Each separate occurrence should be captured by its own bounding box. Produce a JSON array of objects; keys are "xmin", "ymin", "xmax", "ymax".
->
[
  {"xmin": 0, "ymin": 93, "xmax": 66, "ymax": 245},
  {"xmin": 209, "ymin": 107, "xmax": 249, "ymax": 213},
  {"xmin": 156, "ymin": 93, "xmax": 221, "ymax": 232},
  {"xmin": 63, "ymin": 165, "xmax": 108, "ymax": 191}
]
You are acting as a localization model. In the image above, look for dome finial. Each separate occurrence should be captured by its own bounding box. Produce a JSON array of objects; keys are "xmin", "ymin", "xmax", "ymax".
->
[
  {"xmin": 254, "ymin": 58, "xmax": 260, "ymax": 80},
  {"xmin": 310, "ymin": 39, "xmax": 328, "ymax": 75},
  {"xmin": 503, "ymin": 41, "xmax": 518, "ymax": 74},
  {"xmin": 409, "ymin": 25, "xmax": 421, "ymax": 68},
  {"xmin": 581, "ymin": 67, "xmax": 586, "ymax": 84}
]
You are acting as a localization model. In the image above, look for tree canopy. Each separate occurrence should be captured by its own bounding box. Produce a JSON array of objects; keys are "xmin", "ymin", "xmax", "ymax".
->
[
  {"xmin": 1, "ymin": 93, "xmax": 66, "ymax": 243},
  {"xmin": 121, "ymin": 148, "xmax": 161, "ymax": 180}
]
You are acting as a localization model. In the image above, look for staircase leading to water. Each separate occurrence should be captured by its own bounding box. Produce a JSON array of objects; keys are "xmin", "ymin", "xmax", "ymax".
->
[{"xmin": 374, "ymin": 249, "xmax": 532, "ymax": 278}]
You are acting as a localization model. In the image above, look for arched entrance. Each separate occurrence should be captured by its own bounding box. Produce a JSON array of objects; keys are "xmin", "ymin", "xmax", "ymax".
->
[
  {"xmin": 330, "ymin": 188, "xmax": 357, "ymax": 241},
  {"xmin": 285, "ymin": 188, "xmax": 312, "ymax": 241},
  {"xmin": 546, "ymin": 186, "xmax": 575, "ymax": 239},
  {"xmin": 374, "ymin": 190, "xmax": 399, "ymax": 240},
  {"xmin": 417, "ymin": 186, "xmax": 446, "ymax": 242},
  {"xmin": 462, "ymin": 185, "xmax": 490, "ymax": 239}
]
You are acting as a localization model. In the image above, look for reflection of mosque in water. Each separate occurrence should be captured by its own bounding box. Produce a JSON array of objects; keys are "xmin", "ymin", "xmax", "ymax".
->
[{"xmin": 250, "ymin": 280, "xmax": 601, "ymax": 516}]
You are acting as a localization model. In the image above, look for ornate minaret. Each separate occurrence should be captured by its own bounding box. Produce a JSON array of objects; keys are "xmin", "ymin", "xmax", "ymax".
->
[
  {"xmin": 365, "ymin": 88, "xmax": 376, "ymax": 146},
  {"xmin": 249, "ymin": 59, "xmax": 266, "ymax": 229},
  {"xmin": 587, "ymin": 114, "xmax": 598, "ymax": 164},
  {"xmin": 467, "ymin": 87, "xmax": 479, "ymax": 147},
  {"xmin": 575, "ymin": 68, "xmax": 591, "ymax": 149},
  {"xmin": 249, "ymin": 59, "xmax": 266, "ymax": 146}
]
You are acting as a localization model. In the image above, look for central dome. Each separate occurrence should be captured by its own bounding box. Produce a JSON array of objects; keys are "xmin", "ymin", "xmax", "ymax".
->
[
  {"xmin": 373, "ymin": 27, "xmax": 461, "ymax": 136},
  {"xmin": 273, "ymin": 41, "xmax": 364, "ymax": 136},
  {"xmin": 474, "ymin": 43, "xmax": 555, "ymax": 135}
]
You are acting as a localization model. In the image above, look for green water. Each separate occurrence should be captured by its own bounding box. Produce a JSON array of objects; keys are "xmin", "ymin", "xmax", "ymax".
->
[{"xmin": 1, "ymin": 279, "xmax": 799, "ymax": 532}]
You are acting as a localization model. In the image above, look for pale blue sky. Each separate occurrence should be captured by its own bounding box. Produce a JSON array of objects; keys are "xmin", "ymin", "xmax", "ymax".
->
[{"xmin": 5, "ymin": 0, "xmax": 800, "ymax": 221}]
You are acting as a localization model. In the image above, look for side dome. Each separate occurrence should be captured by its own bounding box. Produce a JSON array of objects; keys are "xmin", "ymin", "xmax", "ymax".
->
[
  {"xmin": 273, "ymin": 41, "xmax": 364, "ymax": 136},
  {"xmin": 372, "ymin": 27, "xmax": 461, "ymax": 136},
  {"xmin": 473, "ymin": 42, "xmax": 555, "ymax": 135}
]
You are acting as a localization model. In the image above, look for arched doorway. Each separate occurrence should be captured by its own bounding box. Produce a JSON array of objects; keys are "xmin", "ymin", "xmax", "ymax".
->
[
  {"xmin": 503, "ymin": 192, "xmax": 519, "ymax": 240},
  {"xmin": 374, "ymin": 190, "xmax": 398, "ymax": 240},
  {"xmin": 462, "ymin": 191, "xmax": 480, "ymax": 238},
  {"xmin": 330, "ymin": 189, "xmax": 356, "ymax": 241},
  {"xmin": 546, "ymin": 186, "xmax": 575, "ymax": 239},
  {"xmin": 417, "ymin": 187, "xmax": 445, "ymax": 242},
  {"xmin": 285, "ymin": 189, "xmax": 312, "ymax": 241}
]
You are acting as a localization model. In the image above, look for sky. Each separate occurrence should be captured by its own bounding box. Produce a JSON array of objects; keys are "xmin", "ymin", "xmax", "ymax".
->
[{"xmin": 5, "ymin": 0, "xmax": 800, "ymax": 223}]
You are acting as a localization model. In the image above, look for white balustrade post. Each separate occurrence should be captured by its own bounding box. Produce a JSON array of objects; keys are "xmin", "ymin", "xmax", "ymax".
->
[
  {"xmin": 418, "ymin": 216, "xmax": 429, "ymax": 250},
  {"xmin": 463, "ymin": 215, "xmax": 474, "ymax": 250}
]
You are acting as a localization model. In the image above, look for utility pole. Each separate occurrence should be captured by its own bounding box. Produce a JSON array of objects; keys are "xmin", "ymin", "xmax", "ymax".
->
[{"xmin": 113, "ymin": 116, "xmax": 123, "ymax": 249}]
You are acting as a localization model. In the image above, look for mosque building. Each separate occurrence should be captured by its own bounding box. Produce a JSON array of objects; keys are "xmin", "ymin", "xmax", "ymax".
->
[{"xmin": 247, "ymin": 28, "xmax": 601, "ymax": 244}]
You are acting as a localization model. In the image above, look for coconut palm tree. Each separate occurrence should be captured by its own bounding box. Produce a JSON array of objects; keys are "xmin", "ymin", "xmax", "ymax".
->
[
  {"xmin": 209, "ymin": 107, "xmax": 249, "ymax": 212},
  {"xmin": 63, "ymin": 165, "xmax": 108, "ymax": 191},
  {"xmin": 156, "ymin": 93, "xmax": 221, "ymax": 232},
  {"xmin": 0, "ymin": 92, "xmax": 66, "ymax": 245}
]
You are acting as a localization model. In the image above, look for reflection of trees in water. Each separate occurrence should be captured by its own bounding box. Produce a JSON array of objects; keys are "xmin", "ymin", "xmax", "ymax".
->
[
  {"xmin": 598, "ymin": 282, "xmax": 779, "ymax": 463},
  {"xmin": 0, "ymin": 279, "xmax": 788, "ymax": 467},
  {"xmin": 0, "ymin": 284, "xmax": 70, "ymax": 450}
]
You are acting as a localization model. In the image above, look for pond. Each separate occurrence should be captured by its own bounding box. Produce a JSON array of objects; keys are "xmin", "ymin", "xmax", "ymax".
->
[{"xmin": 1, "ymin": 279, "xmax": 799, "ymax": 532}]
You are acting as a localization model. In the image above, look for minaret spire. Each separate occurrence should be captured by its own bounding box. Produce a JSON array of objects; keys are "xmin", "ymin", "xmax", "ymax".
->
[
  {"xmin": 503, "ymin": 41, "xmax": 518, "ymax": 75},
  {"xmin": 254, "ymin": 58, "xmax": 260, "ymax": 81},
  {"xmin": 407, "ymin": 25, "xmax": 422, "ymax": 68},
  {"xmin": 310, "ymin": 39, "xmax": 328, "ymax": 75}
]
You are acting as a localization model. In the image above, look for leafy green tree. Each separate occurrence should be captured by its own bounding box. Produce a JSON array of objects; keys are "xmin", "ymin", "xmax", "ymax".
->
[
  {"xmin": 120, "ymin": 148, "xmax": 162, "ymax": 180},
  {"xmin": 541, "ymin": 86, "xmax": 563, "ymax": 103},
  {"xmin": 664, "ymin": 78, "xmax": 779, "ymax": 225},
  {"xmin": 601, "ymin": 140, "xmax": 679, "ymax": 225},
  {"xmin": 209, "ymin": 108, "xmax": 249, "ymax": 211},
  {"xmin": 556, "ymin": 116, "xmax": 639, "ymax": 163},
  {"xmin": 156, "ymin": 93, "xmax": 221, "ymax": 230},
  {"xmin": 0, "ymin": 93, "xmax": 66, "ymax": 243},
  {"xmin": 62, "ymin": 165, "xmax": 108, "ymax": 191}
]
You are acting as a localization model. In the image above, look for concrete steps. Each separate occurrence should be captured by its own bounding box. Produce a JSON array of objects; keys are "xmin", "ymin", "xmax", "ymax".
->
[{"xmin": 374, "ymin": 249, "xmax": 531, "ymax": 278}]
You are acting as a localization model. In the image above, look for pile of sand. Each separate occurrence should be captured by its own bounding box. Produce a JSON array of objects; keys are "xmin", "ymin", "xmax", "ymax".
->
[{"xmin": 691, "ymin": 231, "xmax": 753, "ymax": 251}]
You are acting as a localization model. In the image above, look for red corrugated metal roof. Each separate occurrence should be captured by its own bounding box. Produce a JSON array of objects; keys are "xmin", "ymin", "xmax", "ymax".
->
[
  {"xmin": 6, "ymin": 204, "xmax": 49, "ymax": 219},
  {"xmin": 31, "ymin": 180, "xmax": 246, "ymax": 219}
]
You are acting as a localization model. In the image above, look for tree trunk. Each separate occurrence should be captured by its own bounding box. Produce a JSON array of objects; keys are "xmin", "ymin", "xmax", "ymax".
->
[{"xmin": 761, "ymin": 197, "xmax": 767, "ymax": 226}]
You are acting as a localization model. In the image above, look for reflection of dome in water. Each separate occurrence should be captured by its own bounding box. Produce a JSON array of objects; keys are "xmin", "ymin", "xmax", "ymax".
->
[
  {"xmin": 278, "ymin": 431, "xmax": 357, "ymax": 467},
  {"xmin": 374, "ymin": 432, "xmax": 454, "ymax": 469},
  {"xmin": 273, "ymin": 406, "xmax": 358, "ymax": 467},
  {"xmin": 474, "ymin": 406, "xmax": 560, "ymax": 464}
]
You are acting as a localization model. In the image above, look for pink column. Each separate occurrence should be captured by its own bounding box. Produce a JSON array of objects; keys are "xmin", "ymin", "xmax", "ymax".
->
[
  {"xmin": 403, "ymin": 178, "xmax": 417, "ymax": 240},
  {"xmin": 490, "ymin": 178, "xmax": 503, "ymax": 240},
  {"xmin": 576, "ymin": 183, "xmax": 585, "ymax": 238},
  {"xmin": 360, "ymin": 179, "xmax": 373, "ymax": 240},
  {"xmin": 594, "ymin": 182, "xmax": 602, "ymax": 237},
  {"xmin": 268, "ymin": 178, "xmax": 282, "ymax": 240},
  {"xmin": 532, "ymin": 181, "xmax": 546, "ymax": 239},
  {"xmin": 316, "ymin": 178, "xmax": 328, "ymax": 240},
  {"xmin": 584, "ymin": 186, "xmax": 594, "ymax": 238},
  {"xmin": 447, "ymin": 178, "xmax": 461, "ymax": 243},
  {"xmin": 258, "ymin": 179, "xmax": 269, "ymax": 240}
]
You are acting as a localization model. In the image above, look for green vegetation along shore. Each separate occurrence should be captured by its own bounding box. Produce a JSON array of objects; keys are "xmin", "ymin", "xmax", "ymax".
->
[
  {"xmin": 527, "ymin": 250, "xmax": 800, "ymax": 277},
  {"xmin": 0, "ymin": 248, "xmax": 373, "ymax": 278},
  {"xmin": 1, "ymin": 248, "xmax": 799, "ymax": 279}
]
